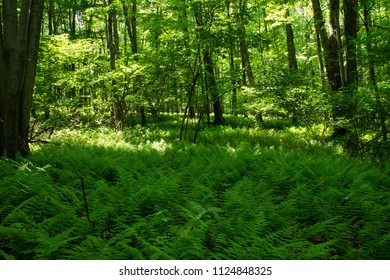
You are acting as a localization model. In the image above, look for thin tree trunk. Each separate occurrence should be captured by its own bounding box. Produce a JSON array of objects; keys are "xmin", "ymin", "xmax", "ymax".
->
[
  {"xmin": 48, "ymin": 0, "xmax": 54, "ymax": 35},
  {"xmin": 226, "ymin": 2, "xmax": 238, "ymax": 115},
  {"xmin": 364, "ymin": 4, "xmax": 387, "ymax": 141},
  {"xmin": 107, "ymin": 0, "xmax": 122, "ymax": 130},
  {"xmin": 122, "ymin": 0, "xmax": 144, "ymax": 125},
  {"xmin": 329, "ymin": 0, "xmax": 345, "ymax": 88},
  {"xmin": 234, "ymin": 0, "xmax": 255, "ymax": 86},
  {"xmin": 193, "ymin": 2, "xmax": 224, "ymax": 125},
  {"xmin": 344, "ymin": 0, "xmax": 358, "ymax": 88},
  {"xmin": 314, "ymin": 23, "xmax": 326, "ymax": 90},
  {"xmin": 285, "ymin": 8, "xmax": 298, "ymax": 71},
  {"xmin": 204, "ymin": 50, "xmax": 223, "ymax": 125},
  {"xmin": 122, "ymin": 0, "xmax": 138, "ymax": 61}
]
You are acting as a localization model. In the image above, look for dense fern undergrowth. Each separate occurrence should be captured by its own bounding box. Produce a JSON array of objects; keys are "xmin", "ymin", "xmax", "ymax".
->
[{"xmin": 1, "ymin": 115, "xmax": 389, "ymax": 260}]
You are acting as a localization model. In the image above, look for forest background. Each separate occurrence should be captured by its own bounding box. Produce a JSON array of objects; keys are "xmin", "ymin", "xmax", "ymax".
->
[{"xmin": 0, "ymin": 0, "xmax": 389, "ymax": 260}]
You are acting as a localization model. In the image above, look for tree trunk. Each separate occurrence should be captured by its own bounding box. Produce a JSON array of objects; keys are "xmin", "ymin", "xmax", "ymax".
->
[
  {"xmin": 285, "ymin": 7, "xmax": 298, "ymax": 71},
  {"xmin": 48, "ymin": 0, "xmax": 54, "ymax": 35},
  {"xmin": 234, "ymin": 0, "xmax": 255, "ymax": 86},
  {"xmin": 312, "ymin": 0, "xmax": 353, "ymax": 139},
  {"xmin": 122, "ymin": 0, "xmax": 138, "ymax": 61},
  {"xmin": 193, "ymin": 2, "xmax": 224, "ymax": 125},
  {"xmin": 329, "ymin": 0, "xmax": 345, "ymax": 88},
  {"xmin": 311, "ymin": 0, "xmax": 343, "ymax": 92},
  {"xmin": 122, "ymin": 0, "xmax": 144, "ymax": 126},
  {"xmin": 364, "ymin": 4, "xmax": 387, "ymax": 142},
  {"xmin": 204, "ymin": 50, "xmax": 223, "ymax": 125},
  {"xmin": 19, "ymin": 0, "xmax": 45, "ymax": 156},
  {"xmin": 226, "ymin": 2, "xmax": 238, "ymax": 115},
  {"xmin": 107, "ymin": 0, "xmax": 122, "ymax": 130},
  {"xmin": 344, "ymin": 0, "xmax": 358, "ymax": 88},
  {"xmin": 0, "ymin": 0, "xmax": 44, "ymax": 159},
  {"xmin": 314, "ymin": 23, "xmax": 326, "ymax": 90}
]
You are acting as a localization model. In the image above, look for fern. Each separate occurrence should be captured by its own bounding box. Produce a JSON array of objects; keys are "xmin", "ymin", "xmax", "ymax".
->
[{"xmin": 1, "ymin": 121, "xmax": 389, "ymax": 260}]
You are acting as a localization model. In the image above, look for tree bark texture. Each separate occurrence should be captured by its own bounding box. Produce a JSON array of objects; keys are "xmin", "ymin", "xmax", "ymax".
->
[
  {"xmin": 344, "ymin": 0, "xmax": 358, "ymax": 88},
  {"xmin": 285, "ymin": 8, "xmax": 298, "ymax": 71},
  {"xmin": 311, "ymin": 0, "xmax": 343, "ymax": 92},
  {"xmin": 0, "ymin": 0, "xmax": 44, "ymax": 159}
]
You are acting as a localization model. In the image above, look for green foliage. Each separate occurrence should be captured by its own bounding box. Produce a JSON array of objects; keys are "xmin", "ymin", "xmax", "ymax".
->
[{"xmin": 1, "ymin": 122, "xmax": 389, "ymax": 260}]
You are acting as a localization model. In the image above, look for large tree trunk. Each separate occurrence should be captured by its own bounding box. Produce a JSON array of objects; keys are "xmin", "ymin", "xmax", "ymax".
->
[
  {"xmin": 312, "ymin": 0, "xmax": 355, "ymax": 140},
  {"xmin": 0, "ymin": 0, "xmax": 44, "ymax": 159},
  {"xmin": 19, "ymin": 0, "xmax": 45, "ymax": 156},
  {"xmin": 311, "ymin": 0, "xmax": 343, "ymax": 92}
]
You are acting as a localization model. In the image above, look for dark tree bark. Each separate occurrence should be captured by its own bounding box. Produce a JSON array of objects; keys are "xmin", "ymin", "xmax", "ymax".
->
[
  {"xmin": 122, "ymin": 0, "xmax": 138, "ymax": 61},
  {"xmin": 312, "ymin": 0, "xmax": 355, "ymax": 140},
  {"xmin": 0, "ymin": 0, "xmax": 44, "ymax": 159},
  {"xmin": 329, "ymin": 0, "xmax": 345, "ymax": 87},
  {"xmin": 193, "ymin": 2, "xmax": 224, "ymax": 125},
  {"xmin": 107, "ymin": 0, "xmax": 123, "ymax": 130},
  {"xmin": 234, "ymin": 0, "xmax": 255, "ymax": 86},
  {"xmin": 344, "ymin": 0, "xmax": 358, "ymax": 88},
  {"xmin": 311, "ymin": 0, "xmax": 343, "ymax": 92},
  {"xmin": 122, "ymin": 0, "xmax": 145, "ymax": 125},
  {"xmin": 204, "ymin": 50, "xmax": 224, "ymax": 125},
  {"xmin": 48, "ymin": 0, "xmax": 54, "ymax": 35},
  {"xmin": 285, "ymin": 7, "xmax": 298, "ymax": 71}
]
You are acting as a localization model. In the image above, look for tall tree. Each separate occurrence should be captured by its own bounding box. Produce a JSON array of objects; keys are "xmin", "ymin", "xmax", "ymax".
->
[
  {"xmin": 121, "ymin": 0, "xmax": 146, "ymax": 125},
  {"xmin": 233, "ymin": 0, "xmax": 255, "ymax": 86},
  {"xmin": 344, "ymin": 0, "xmax": 358, "ymax": 88},
  {"xmin": 284, "ymin": 1, "xmax": 298, "ymax": 71},
  {"xmin": 0, "ymin": 0, "xmax": 45, "ymax": 159},
  {"xmin": 193, "ymin": 0, "xmax": 224, "ymax": 125},
  {"xmin": 106, "ymin": 0, "xmax": 123, "ymax": 130},
  {"xmin": 311, "ymin": 0, "xmax": 343, "ymax": 92},
  {"xmin": 226, "ymin": 1, "xmax": 238, "ymax": 115},
  {"xmin": 363, "ymin": 2, "xmax": 387, "ymax": 141}
]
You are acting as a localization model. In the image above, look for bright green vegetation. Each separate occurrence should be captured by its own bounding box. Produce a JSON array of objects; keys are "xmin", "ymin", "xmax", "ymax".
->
[{"xmin": 1, "ymin": 117, "xmax": 389, "ymax": 260}]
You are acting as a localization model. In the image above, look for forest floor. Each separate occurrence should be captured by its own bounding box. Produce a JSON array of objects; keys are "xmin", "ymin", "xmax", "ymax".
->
[{"xmin": 0, "ymin": 115, "xmax": 389, "ymax": 259}]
